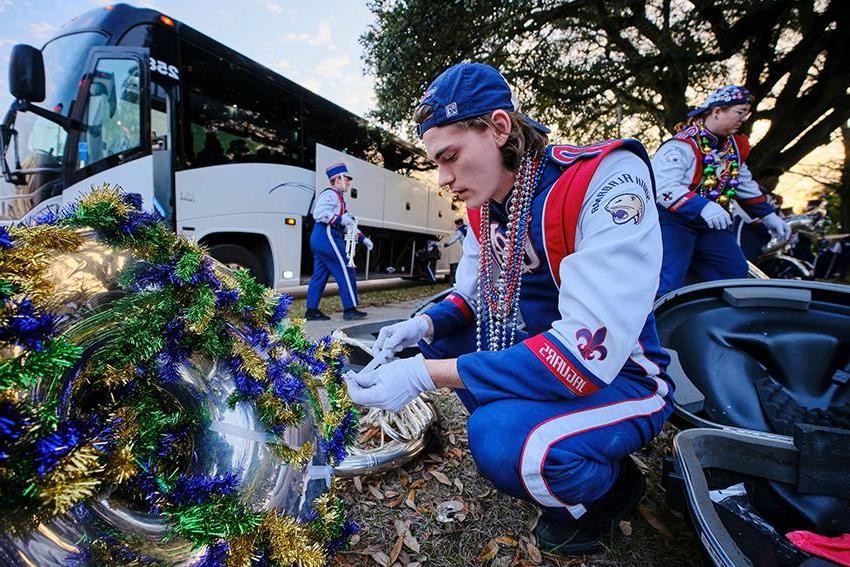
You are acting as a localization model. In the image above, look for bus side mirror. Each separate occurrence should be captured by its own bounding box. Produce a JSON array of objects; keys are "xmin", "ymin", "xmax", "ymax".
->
[{"xmin": 9, "ymin": 44, "xmax": 45, "ymax": 102}]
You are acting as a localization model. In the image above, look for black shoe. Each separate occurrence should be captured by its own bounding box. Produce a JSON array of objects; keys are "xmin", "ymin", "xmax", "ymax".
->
[
  {"xmin": 533, "ymin": 456, "xmax": 645, "ymax": 555},
  {"xmin": 342, "ymin": 308, "xmax": 368, "ymax": 320},
  {"xmin": 305, "ymin": 309, "xmax": 330, "ymax": 321}
]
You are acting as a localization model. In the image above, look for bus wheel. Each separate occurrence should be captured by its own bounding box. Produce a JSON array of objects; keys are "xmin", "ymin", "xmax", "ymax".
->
[{"xmin": 208, "ymin": 243, "xmax": 267, "ymax": 285}]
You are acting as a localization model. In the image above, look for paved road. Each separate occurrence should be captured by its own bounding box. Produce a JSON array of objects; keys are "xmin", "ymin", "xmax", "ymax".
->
[{"xmin": 301, "ymin": 299, "xmax": 423, "ymax": 341}]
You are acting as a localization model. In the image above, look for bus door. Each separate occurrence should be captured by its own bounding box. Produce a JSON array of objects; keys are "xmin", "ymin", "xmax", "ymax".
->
[
  {"xmin": 151, "ymin": 81, "xmax": 176, "ymax": 229},
  {"xmin": 62, "ymin": 47, "xmax": 154, "ymax": 210}
]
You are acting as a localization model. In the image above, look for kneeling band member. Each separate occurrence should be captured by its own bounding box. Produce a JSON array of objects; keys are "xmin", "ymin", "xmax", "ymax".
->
[
  {"xmin": 305, "ymin": 162, "xmax": 372, "ymax": 321},
  {"xmin": 346, "ymin": 63, "xmax": 673, "ymax": 555}
]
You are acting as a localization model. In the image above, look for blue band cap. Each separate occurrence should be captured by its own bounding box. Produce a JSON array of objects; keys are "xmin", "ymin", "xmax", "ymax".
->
[
  {"xmin": 415, "ymin": 63, "xmax": 550, "ymax": 138},
  {"xmin": 325, "ymin": 162, "xmax": 351, "ymax": 181}
]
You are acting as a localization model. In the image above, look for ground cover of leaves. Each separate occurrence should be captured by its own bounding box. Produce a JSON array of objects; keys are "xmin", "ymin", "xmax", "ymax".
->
[{"xmin": 334, "ymin": 391, "xmax": 709, "ymax": 567}]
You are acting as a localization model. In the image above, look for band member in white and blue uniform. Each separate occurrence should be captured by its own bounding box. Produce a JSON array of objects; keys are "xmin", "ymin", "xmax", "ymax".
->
[
  {"xmin": 346, "ymin": 63, "xmax": 673, "ymax": 555},
  {"xmin": 443, "ymin": 217, "xmax": 469, "ymax": 248},
  {"xmin": 305, "ymin": 162, "xmax": 372, "ymax": 321},
  {"xmin": 653, "ymin": 86, "xmax": 791, "ymax": 297}
]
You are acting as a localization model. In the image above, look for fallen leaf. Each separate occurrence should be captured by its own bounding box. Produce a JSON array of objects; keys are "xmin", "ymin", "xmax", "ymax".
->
[
  {"xmin": 525, "ymin": 542, "xmax": 542, "ymax": 564},
  {"xmin": 389, "ymin": 533, "xmax": 404, "ymax": 565},
  {"xmin": 430, "ymin": 470, "xmax": 452, "ymax": 486},
  {"xmin": 619, "ymin": 520, "xmax": 633, "ymax": 536},
  {"xmin": 477, "ymin": 539, "xmax": 499, "ymax": 562},
  {"xmin": 398, "ymin": 469, "xmax": 410, "ymax": 486},
  {"xmin": 409, "ymin": 479, "xmax": 426, "ymax": 489},
  {"xmin": 453, "ymin": 477, "xmax": 464, "ymax": 493},
  {"xmin": 449, "ymin": 433, "xmax": 456, "ymax": 444},
  {"xmin": 491, "ymin": 557, "xmax": 512, "ymax": 567},
  {"xmin": 353, "ymin": 476, "xmax": 363, "ymax": 493},
  {"xmin": 448, "ymin": 447, "xmax": 464, "ymax": 459},
  {"xmin": 426, "ymin": 452, "xmax": 443, "ymax": 462},
  {"xmin": 371, "ymin": 551, "xmax": 389, "ymax": 566},
  {"xmin": 405, "ymin": 489, "xmax": 417, "ymax": 510},
  {"xmin": 394, "ymin": 520, "xmax": 407, "ymax": 537},
  {"xmin": 386, "ymin": 495, "xmax": 404, "ymax": 508},
  {"xmin": 368, "ymin": 485, "xmax": 385, "ymax": 500},
  {"xmin": 384, "ymin": 490, "xmax": 399, "ymax": 498},
  {"xmin": 403, "ymin": 533, "xmax": 420, "ymax": 553},
  {"xmin": 637, "ymin": 503, "xmax": 673, "ymax": 539},
  {"xmin": 408, "ymin": 563, "xmax": 421, "ymax": 567},
  {"xmin": 495, "ymin": 536, "xmax": 518, "ymax": 547}
]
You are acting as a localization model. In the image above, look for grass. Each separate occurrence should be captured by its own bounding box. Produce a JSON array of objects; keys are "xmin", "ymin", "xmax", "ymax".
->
[{"xmin": 291, "ymin": 282, "xmax": 451, "ymax": 317}]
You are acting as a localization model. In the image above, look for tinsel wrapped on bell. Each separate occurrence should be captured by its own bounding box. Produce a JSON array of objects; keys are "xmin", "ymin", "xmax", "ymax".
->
[{"xmin": 0, "ymin": 186, "xmax": 359, "ymax": 567}]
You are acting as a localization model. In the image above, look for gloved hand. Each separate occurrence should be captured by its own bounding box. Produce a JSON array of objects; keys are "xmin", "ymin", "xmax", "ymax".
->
[
  {"xmin": 345, "ymin": 354, "xmax": 435, "ymax": 412},
  {"xmin": 761, "ymin": 212, "xmax": 792, "ymax": 241},
  {"xmin": 340, "ymin": 213, "xmax": 355, "ymax": 227},
  {"xmin": 362, "ymin": 236, "xmax": 374, "ymax": 251},
  {"xmin": 373, "ymin": 316, "xmax": 430, "ymax": 356},
  {"xmin": 699, "ymin": 201, "xmax": 732, "ymax": 230}
]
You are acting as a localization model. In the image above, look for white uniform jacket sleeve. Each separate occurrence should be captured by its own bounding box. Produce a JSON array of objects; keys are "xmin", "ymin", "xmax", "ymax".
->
[
  {"xmin": 456, "ymin": 150, "xmax": 662, "ymax": 402},
  {"xmin": 443, "ymin": 228, "xmax": 465, "ymax": 246},
  {"xmin": 311, "ymin": 189, "xmax": 344, "ymax": 226},
  {"xmin": 652, "ymin": 140, "xmax": 711, "ymax": 220},
  {"xmin": 423, "ymin": 225, "xmax": 480, "ymax": 338}
]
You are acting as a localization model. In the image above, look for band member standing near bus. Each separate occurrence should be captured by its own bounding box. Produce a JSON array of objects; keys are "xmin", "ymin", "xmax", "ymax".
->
[
  {"xmin": 653, "ymin": 86, "xmax": 791, "ymax": 297},
  {"xmin": 305, "ymin": 163, "xmax": 372, "ymax": 321},
  {"xmin": 346, "ymin": 63, "xmax": 673, "ymax": 555},
  {"xmin": 443, "ymin": 217, "xmax": 469, "ymax": 248}
]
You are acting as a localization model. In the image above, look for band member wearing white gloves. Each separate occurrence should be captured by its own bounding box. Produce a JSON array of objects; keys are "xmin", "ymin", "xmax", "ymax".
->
[
  {"xmin": 346, "ymin": 63, "xmax": 673, "ymax": 556},
  {"xmin": 653, "ymin": 86, "xmax": 791, "ymax": 297},
  {"xmin": 305, "ymin": 163, "xmax": 372, "ymax": 321}
]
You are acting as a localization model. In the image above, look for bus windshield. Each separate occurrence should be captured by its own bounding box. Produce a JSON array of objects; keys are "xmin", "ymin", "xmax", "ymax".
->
[{"xmin": 0, "ymin": 31, "xmax": 105, "ymax": 219}]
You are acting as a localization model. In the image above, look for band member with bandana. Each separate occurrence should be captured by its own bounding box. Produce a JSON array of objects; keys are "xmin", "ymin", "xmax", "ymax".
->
[
  {"xmin": 305, "ymin": 162, "xmax": 372, "ymax": 321},
  {"xmin": 346, "ymin": 63, "xmax": 673, "ymax": 555},
  {"xmin": 653, "ymin": 85, "xmax": 791, "ymax": 297}
]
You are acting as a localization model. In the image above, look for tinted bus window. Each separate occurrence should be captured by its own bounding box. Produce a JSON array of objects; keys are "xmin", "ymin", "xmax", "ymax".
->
[
  {"xmin": 302, "ymin": 100, "xmax": 382, "ymax": 170},
  {"xmin": 179, "ymin": 41, "xmax": 301, "ymax": 169}
]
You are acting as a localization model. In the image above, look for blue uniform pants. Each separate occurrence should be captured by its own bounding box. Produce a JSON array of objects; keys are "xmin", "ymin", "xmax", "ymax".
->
[
  {"xmin": 657, "ymin": 207, "xmax": 748, "ymax": 298},
  {"xmin": 306, "ymin": 223, "xmax": 358, "ymax": 310},
  {"xmin": 420, "ymin": 326, "xmax": 672, "ymax": 519}
]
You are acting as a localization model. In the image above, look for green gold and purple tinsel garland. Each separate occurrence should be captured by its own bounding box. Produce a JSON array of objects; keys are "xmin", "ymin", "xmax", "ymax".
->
[{"xmin": 0, "ymin": 185, "xmax": 360, "ymax": 566}]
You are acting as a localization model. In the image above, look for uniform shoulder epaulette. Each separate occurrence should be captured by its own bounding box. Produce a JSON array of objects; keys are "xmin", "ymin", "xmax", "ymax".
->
[{"xmin": 546, "ymin": 139, "xmax": 628, "ymax": 168}]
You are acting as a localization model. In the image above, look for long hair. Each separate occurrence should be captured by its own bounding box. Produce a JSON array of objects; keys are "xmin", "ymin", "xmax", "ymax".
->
[{"xmin": 413, "ymin": 105, "xmax": 548, "ymax": 171}]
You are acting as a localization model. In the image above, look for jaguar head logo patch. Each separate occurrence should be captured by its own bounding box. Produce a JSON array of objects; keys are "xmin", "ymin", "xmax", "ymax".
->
[{"xmin": 605, "ymin": 193, "xmax": 644, "ymax": 225}]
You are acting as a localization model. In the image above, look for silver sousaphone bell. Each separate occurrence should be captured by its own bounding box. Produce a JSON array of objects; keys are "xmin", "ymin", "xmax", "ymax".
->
[{"xmin": 0, "ymin": 233, "xmax": 322, "ymax": 566}]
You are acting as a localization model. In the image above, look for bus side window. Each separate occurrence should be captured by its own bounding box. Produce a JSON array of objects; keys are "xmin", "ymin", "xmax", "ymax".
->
[
  {"xmin": 78, "ymin": 58, "xmax": 142, "ymax": 169},
  {"xmin": 179, "ymin": 41, "xmax": 301, "ymax": 169}
]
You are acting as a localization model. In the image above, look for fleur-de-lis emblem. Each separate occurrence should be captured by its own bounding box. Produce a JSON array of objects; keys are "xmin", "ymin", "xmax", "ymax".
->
[{"xmin": 575, "ymin": 327, "xmax": 608, "ymax": 361}]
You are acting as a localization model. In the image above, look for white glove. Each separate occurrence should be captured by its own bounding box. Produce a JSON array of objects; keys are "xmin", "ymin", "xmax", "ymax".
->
[
  {"xmin": 699, "ymin": 201, "xmax": 732, "ymax": 230},
  {"xmin": 340, "ymin": 213, "xmax": 355, "ymax": 227},
  {"xmin": 362, "ymin": 236, "xmax": 374, "ymax": 251},
  {"xmin": 373, "ymin": 316, "xmax": 430, "ymax": 357},
  {"xmin": 345, "ymin": 354, "xmax": 435, "ymax": 412},
  {"xmin": 761, "ymin": 212, "xmax": 792, "ymax": 241}
]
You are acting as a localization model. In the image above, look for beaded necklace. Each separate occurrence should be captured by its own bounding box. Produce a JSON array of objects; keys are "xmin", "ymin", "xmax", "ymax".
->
[
  {"xmin": 695, "ymin": 118, "xmax": 740, "ymax": 206},
  {"xmin": 475, "ymin": 151, "xmax": 546, "ymax": 352}
]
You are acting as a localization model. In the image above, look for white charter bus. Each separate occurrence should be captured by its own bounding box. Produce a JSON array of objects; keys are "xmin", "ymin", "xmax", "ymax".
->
[{"xmin": 0, "ymin": 4, "xmax": 461, "ymax": 287}]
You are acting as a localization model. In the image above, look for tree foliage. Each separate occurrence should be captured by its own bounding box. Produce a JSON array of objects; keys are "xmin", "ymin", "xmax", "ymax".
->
[{"xmin": 362, "ymin": 0, "xmax": 850, "ymax": 174}]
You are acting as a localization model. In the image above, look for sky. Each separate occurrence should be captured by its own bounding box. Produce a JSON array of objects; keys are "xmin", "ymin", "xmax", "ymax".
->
[{"xmin": 0, "ymin": 0, "xmax": 379, "ymax": 118}]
